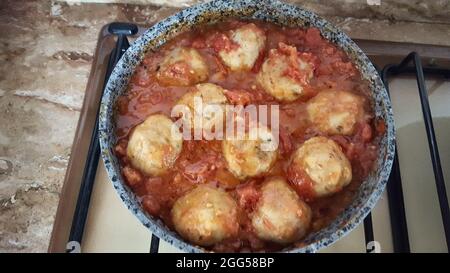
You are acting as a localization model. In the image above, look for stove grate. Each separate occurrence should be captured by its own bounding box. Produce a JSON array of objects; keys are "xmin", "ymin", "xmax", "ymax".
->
[{"xmin": 68, "ymin": 23, "xmax": 450, "ymax": 253}]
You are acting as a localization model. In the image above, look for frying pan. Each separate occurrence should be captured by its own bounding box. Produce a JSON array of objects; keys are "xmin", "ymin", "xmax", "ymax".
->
[{"xmin": 98, "ymin": 0, "xmax": 395, "ymax": 253}]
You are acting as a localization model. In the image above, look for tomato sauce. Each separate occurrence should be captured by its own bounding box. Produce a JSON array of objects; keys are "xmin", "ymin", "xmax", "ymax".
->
[{"xmin": 113, "ymin": 20, "xmax": 383, "ymax": 252}]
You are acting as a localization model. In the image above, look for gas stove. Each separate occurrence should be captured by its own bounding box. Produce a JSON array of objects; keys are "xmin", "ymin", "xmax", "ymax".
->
[{"xmin": 48, "ymin": 22, "xmax": 450, "ymax": 253}]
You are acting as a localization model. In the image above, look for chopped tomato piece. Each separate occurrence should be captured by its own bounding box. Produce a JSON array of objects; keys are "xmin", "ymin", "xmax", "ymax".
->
[
  {"xmin": 134, "ymin": 66, "xmax": 151, "ymax": 87},
  {"xmin": 360, "ymin": 122, "xmax": 373, "ymax": 142},
  {"xmin": 208, "ymin": 32, "xmax": 239, "ymax": 53},
  {"xmin": 333, "ymin": 61, "xmax": 356, "ymax": 77},
  {"xmin": 114, "ymin": 139, "xmax": 128, "ymax": 157},
  {"xmin": 137, "ymin": 90, "xmax": 163, "ymax": 105},
  {"xmin": 304, "ymin": 27, "xmax": 323, "ymax": 46},
  {"xmin": 279, "ymin": 127, "xmax": 294, "ymax": 156},
  {"xmin": 330, "ymin": 135, "xmax": 350, "ymax": 149},
  {"xmin": 224, "ymin": 89, "xmax": 253, "ymax": 105},
  {"xmin": 235, "ymin": 181, "xmax": 260, "ymax": 212},
  {"xmin": 251, "ymin": 50, "xmax": 266, "ymax": 73},
  {"xmin": 142, "ymin": 195, "xmax": 160, "ymax": 216},
  {"xmin": 122, "ymin": 166, "xmax": 143, "ymax": 187},
  {"xmin": 182, "ymin": 160, "xmax": 211, "ymax": 183},
  {"xmin": 287, "ymin": 165, "xmax": 316, "ymax": 201},
  {"xmin": 163, "ymin": 61, "xmax": 191, "ymax": 83},
  {"xmin": 375, "ymin": 119, "xmax": 386, "ymax": 136},
  {"xmin": 353, "ymin": 122, "xmax": 373, "ymax": 143},
  {"xmin": 116, "ymin": 96, "xmax": 128, "ymax": 115},
  {"xmin": 276, "ymin": 43, "xmax": 317, "ymax": 85},
  {"xmin": 191, "ymin": 38, "xmax": 206, "ymax": 49}
]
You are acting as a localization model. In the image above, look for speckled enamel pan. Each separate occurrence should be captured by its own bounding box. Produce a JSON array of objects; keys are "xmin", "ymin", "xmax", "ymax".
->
[{"xmin": 98, "ymin": 0, "xmax": 395, "ymax": 253}]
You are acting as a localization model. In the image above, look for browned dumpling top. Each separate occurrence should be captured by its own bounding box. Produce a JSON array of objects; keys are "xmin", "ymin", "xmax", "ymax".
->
[
  {"xmin": 251, "ymin": 178, "xmax": 312, "ymax": 244},
  {"xmin": 307, "ymin": 90, "xmax": 367, "ymax": 135},
  {"xmin": 290, "ymin": 136, "xmax": 352, "ymax": 197},
  {"xmin": 218, "ymin": 23, "xmax": 266, "ymax": 71},
  {"xmin": 156, "ymin": 47, "xmax": 209, "ymax": 86},
  {"xmin": 257, "ymin": 43, "xmax": 315, "ymax": 101},
  {"xmin": 171, "ymin": 185, "xmax": 239, "ymax": 246},
  {"xmin": 127, "ymin": 114, "xmax": 182, "ymax": 176}
]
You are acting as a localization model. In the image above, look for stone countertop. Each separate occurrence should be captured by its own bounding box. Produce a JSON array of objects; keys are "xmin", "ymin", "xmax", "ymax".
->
[{"xmin": 0, "ymin": 0, "xmax": 449, "ymax": 253}]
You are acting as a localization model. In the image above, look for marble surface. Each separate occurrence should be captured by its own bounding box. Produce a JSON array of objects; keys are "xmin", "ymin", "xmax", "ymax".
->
[{"xmin": 0, "ymin": 0, "xmax": 449, "ymax": 253}]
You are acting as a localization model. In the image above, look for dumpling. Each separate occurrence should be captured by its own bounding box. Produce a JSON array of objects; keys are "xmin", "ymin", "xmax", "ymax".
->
[
  {"xmin": 126, "ymin": 114, "xmax": 183, "ymax": 176},
  {"xmin": 306, "ymin": 90, "xmax": 366, "ymax": 135},
  {"xmin": 156, "ymin": 47, "xmax": 209, "ymax": 86},
  {"xmin": 171, "ymin": 185, "xmax": 239, "ymax": 246},
  {"xmin": 218, "ymin": 23, "xmax": 266, "ymax": 71},
  {"xmin": 257, "ymin": 43, "xmax": 315, "ymax": 101},
  {"xmin": 251, "ymin": 178, "xmax": 311, "ymax": 244},
  {"xmin": 222, "ymin": 124, "xmax": 278, "ymax": 180},
  {"xmin": 290, "ymin": 136, "xmax": 352, "ymax": 197},
  {"xmin": 174, "ymin": 83, "xmax": 228, "ymax": 134}
]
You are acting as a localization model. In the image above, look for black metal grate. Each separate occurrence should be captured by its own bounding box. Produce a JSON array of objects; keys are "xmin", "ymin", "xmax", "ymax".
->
[
  {"xmin": 69, "ymin": 23, "xmax": 450, "ymax": 253},
  {"xmin": 380, "ymin": 53, "xmax": 450, "ymax": 252},
  {"xmin": 68, "ymin": 22, "xmax": 138, "ymax": 249}
]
